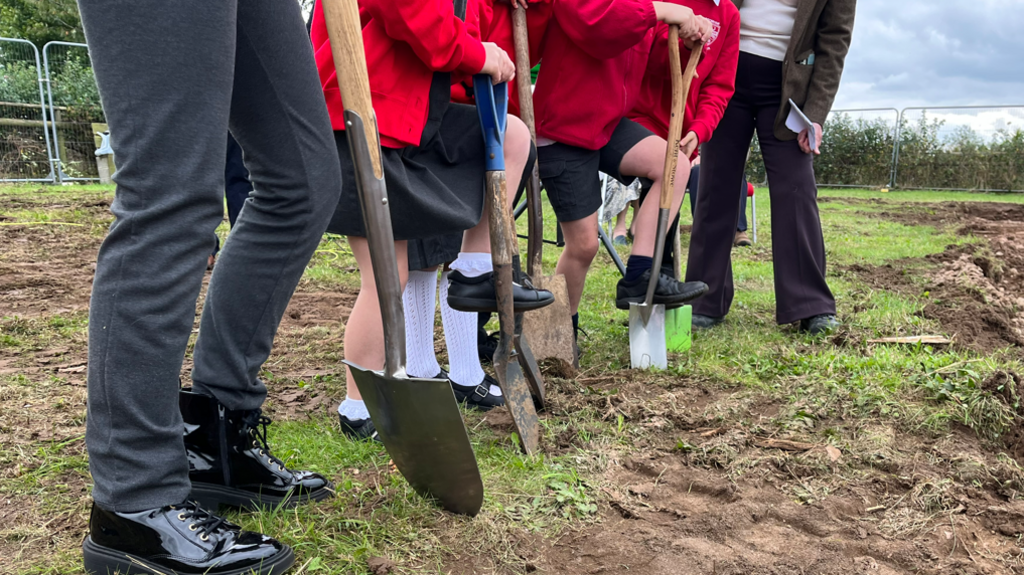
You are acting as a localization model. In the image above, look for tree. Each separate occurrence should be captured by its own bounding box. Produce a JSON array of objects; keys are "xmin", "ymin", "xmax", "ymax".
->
[{"xmin": 0, "ymin": 0, "xmax": 84, "ymax": 48}]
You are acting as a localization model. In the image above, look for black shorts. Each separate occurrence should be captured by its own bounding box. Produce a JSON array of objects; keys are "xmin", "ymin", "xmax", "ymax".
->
[
  {"xmin": 327, "ymin": 73, "xmax": 485, "ymax": 240},
  {"xmin": 538, "ymin": 118, "xmax": 654, "ymax": 223}
]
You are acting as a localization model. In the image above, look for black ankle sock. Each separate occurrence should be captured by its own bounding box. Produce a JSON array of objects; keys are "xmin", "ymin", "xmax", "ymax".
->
[
  {"xmin": 624, "ymin": 255, "xmax": 653, "ymax": 282},
  {"xmin": 572, "ymin": 313, "xmax": 580, "ymax": 342}
]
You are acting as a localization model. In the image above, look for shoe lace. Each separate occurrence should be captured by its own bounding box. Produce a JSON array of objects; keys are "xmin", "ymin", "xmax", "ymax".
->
[
  {"xmin": 176, "ymin": 502, "xmax": 228, "ymax": 539},
  {"xmin": 513, "ymin": 269, "xmax": 539, "ymax": 290},
  {"xmin": 240, "ymin": 409, "xmax": 289, "ymax": 471}
]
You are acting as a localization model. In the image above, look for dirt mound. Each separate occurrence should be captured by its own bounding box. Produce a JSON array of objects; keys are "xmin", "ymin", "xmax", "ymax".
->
[{"xmin": 846, "ymin": 200, "xmax": 1024, "ymax": 355}]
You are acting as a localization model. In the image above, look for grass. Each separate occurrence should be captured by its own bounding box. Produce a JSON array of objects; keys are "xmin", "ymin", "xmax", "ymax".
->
[{"xmin": 3, "ymin": 183, "xmax": 1024, "ymax": 573}]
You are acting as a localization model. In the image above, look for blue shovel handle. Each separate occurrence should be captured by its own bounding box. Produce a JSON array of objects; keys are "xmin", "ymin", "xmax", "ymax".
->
[{"xmin": 473, "ymin": 75, "xmax": 508, "ymax": 172}]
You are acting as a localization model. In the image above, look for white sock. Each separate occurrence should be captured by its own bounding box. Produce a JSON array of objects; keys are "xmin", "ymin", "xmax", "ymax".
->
[
  {"xmin": 449, "ymin": 252, "xmax": 493, "ymax": 278},
  {"xmin": 440, "ymin": 271, "xmax": 502, "ymax": 397},
  {"xmin": 403, "ymin": 270, "xmax": 442, "ymax": 378},
  {"xmin": 338, "ymin": 398, "xmax": 370, "ymax": 421}
]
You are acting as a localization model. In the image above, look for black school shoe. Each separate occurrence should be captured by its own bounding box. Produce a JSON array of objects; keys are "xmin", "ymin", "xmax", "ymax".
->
[
  {"xmin": 692, "ymin": 314, "xmax": 725, "ymax": 330},
  {"xmin": 338, "ymin": 413, "xmax": 381, "ymax": 443},
  {"xmin": 446, "ymin": 270, "xmax": 554, "ymax": 313},
  {"xmin": 615, "ymin": 268, "xmax": 709, "ymax": 310},
  {"xmin": 180, "ymin": 388, "xmax": 333, "ymax": 511},
  {"xmin": 451, "ymin": 373, "xmax": 505, "ymax": 411},
  {"xmin": 83, "ymin": 501, "xmax": 293, "ymax": 575},
  {"xmin": 799, "ymin": 314, "xmax": 841, "ymax": 335}
]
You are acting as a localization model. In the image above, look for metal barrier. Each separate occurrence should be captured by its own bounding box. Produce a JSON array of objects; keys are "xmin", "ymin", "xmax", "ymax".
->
[
  {"xmin": 816, "ymin": 108, "xmax": 899, "ymax": 189},
  {"xmin": 0, "ymin": 37, "xmax": 55, "ymax": 182},
  {"xmin": 893, "ymin": 106, "xmax": 1024, "ymax": 192},
  {"xmin": 42, "ymin": 41, "xmax": 105, "ymax": 182}
]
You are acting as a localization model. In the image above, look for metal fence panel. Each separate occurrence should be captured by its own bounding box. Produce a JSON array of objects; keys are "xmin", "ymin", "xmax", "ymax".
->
[
  {"xmin": 816, "ymin": 108, "xmax": 899, "ymax": 188},
  {"xmin": 894, "ymin": 106, "xmax": 1024, "ymax": 192},
  {"xmin": 42, "ymin": 41, "xmax": 105, "ymax": 182},
  {"xmin": 745, "ymin": 108, "xmax": 900, "ymax": 189},
  {"xmin": 0, "ymin": 37, "xmax": 55, "ymax": 182}
]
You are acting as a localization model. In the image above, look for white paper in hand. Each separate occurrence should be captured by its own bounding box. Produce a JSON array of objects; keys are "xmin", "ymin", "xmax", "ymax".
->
[{"xmin": 786, "ymin": 99, "xmax": 817, "ymax": 153}]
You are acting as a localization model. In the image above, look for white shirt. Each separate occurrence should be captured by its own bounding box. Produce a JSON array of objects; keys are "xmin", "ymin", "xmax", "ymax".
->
[{"xmin": 739, "ymin": 0, "xmax": 799, "ymax": 61}]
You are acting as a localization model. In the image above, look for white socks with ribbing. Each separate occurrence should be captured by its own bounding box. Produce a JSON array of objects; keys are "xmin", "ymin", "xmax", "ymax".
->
[
  {"xmin": 404, "ymin": 269, "xmax": 442, "ymax": 378},
  {"xmin": 440, "ymin": 271, "xmax": 502, "ymax": 396},
  {"xmin": 449, "ymin": 252, "xmax": 493, "ymax": 278}
]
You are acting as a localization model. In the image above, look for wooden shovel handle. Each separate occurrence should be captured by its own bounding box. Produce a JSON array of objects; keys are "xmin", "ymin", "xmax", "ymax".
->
[
  {"xmin": 322, "ymin": 0, "xmax": 383, "ymax": 179},
  {"xmin": 660, "ymin": 27, "xmax": 703, "ymax": 210},
  {"xmin": 512, "ymin": 6, "xmax": 536, "ymax": 140},
  {"xmin": 512, "ymin": 5, "xmax": 545, "ymax": 278}
]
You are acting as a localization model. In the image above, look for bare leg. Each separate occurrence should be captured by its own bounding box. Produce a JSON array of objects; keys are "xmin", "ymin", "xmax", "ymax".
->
[
  {"xmin": 461, "ymin": 115, "xmax": 532, "ymax": 252},
  {"xmin": 612, "ymin": 207, "xmax": 629, "ymax": 239},
  {"xmin": 554, "ymin": 212, "xmax": 600, "ymax": 314},
  {"xmin": 344, "ymin": 237, "xmax": 409, "ymax": 401},
  {"xmin": 619, "ymin": 136, "xmax": 690, "ymax": 257}
]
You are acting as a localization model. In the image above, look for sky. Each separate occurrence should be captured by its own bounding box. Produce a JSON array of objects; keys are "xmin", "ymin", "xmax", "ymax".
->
[{"xmin": 833, "ymin": 0, "xmax": 1024, "ymax": 111}]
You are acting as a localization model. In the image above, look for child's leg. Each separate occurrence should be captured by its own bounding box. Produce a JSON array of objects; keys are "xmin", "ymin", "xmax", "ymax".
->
[
  {"xmin": 404, "ymin": 267, "xmax": 441, "ymax": 379},
  {"xmin": 448, "ymin": 116, "xmax": 551, "ymax": 313},
  {"xmin": 342, "ymin": 236, "xmax": 409, "ymax": 405},
  {"xmin": 554, "ymin": 213, "xmax": 600, "ymax": 315},
  {"xmin": 619, "ymin": 135, "xmax": 691, "ymax": 258},
  {"xmin": 612, "ymin": 206, "xmax": 629, "ymax": 239},
  {"xmin": 460, "ymin": 115, "xmax": 532, "ymax": 253}
]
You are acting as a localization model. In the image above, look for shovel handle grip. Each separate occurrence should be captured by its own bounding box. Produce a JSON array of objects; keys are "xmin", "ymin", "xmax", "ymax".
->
[
  {"xmin": 660, "ymin": 27, "xmax": 702, "ymax": 210},
  {"xmin": 322, "ymin": 0, "xmax": 383, "ymax": 179}
]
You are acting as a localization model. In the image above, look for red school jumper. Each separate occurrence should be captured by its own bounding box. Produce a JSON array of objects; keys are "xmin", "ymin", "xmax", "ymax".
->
[
  {"xmin": 533, "ymin": 0, "xmax": 659, "ymax": 151},
  {"xmin": 476, "ymin": 0, "xmax": 553, "ymax": 117},
  {"xmin": 310, "ymin": 0, "xmax": 487, "ymax": 149},
  {"xmin": 629, "ymin": 0, "xmax": 739, "ymax": 148}
]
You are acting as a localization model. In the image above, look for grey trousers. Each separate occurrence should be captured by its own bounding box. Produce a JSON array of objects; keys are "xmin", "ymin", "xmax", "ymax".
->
[{"xmin": 79, "ymin": 0, "xmax": 342, "ymax": 512}]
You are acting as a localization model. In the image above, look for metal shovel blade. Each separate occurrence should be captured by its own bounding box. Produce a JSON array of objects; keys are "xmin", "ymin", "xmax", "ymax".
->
[
  {"xmin": 629, "ymin": 302, "xmax": 667, "ymax": 369},
  {"xmin": 347, "ymin": 361, "xmax": 484, "ymax": 516},
  {"xmin": 522, "ymin": 273, "xmax": 577, "ymax": 373},
  {"xmin": 495, "ymin": 348, "xmax": 541, "ymax": 453},
  {"xmin": 514, "ymin": 323, "xmax": 545, "ymax": 408}
]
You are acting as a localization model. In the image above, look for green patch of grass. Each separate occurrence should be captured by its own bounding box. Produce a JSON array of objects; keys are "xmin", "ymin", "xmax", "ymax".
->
[
  {"xmin": 5, "ymin": 182, "xmax": 1024, "ymax": 573},
  {"xmin": 819, "ymin": 187, "xmax": 1024, "ymax": 204}
]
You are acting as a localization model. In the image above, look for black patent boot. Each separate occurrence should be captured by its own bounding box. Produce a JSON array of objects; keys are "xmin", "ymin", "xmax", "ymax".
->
[
  {"xmin": 180, "ymin": 388, "xmax": 333, "ymax": 510},
  {"xmin": 83, "ymin": 501, "xmax": 293, "ymax": 575}
]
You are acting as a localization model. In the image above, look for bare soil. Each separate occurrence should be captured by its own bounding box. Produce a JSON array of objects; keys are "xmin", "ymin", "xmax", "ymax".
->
[
  {"xmin": 448, "ymin": 373, "xmax": 1024, "ymax": 574},
  {"xmin": 7, "ymin": 192, "xmax": 1024, "ymax": 573},
  {"xmin": 842, "ymin": 199, "xmax": 1024, "ymax": 356}
]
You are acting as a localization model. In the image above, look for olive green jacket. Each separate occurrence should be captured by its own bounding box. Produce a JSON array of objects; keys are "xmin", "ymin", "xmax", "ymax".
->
[{"xmin": 731, "ymin": 0, "xmax": 857, "ymax": 140}]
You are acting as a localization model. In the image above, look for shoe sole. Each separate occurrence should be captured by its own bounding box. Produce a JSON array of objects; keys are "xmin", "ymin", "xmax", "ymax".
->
[
  {"xmin": 614, "ymin": 285, "xmax": 709, "ymax": 311},
  {"xmin": 190, "ymin": 482, "xmax": 334, "ymax": 512},
  {"xmin": 83, "ymin": 536, "xmax": 294, "ymax": 575},
  {"xmin": 692, "ymin": 319, "xmax": 723, "ymax": 330},
  {"xmin": 448, "ymin": 296, "xmax": 554, "ymax": 314}
]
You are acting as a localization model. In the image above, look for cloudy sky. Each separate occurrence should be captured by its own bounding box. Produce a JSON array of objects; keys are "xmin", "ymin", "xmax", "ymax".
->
[{"xmin": 834, "ymin": 0, "xmax": 1024, "ymax": 110}]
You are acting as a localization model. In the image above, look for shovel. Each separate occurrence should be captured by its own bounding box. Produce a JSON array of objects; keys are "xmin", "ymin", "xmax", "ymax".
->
[
  {"xmin": 323, "ymin": 0, "xmax": 483, "ymax": 516},
  {"xmin": 474, "ymin": 74, "xmax": 541, "ymax": 455},
  {"xmin": 629, "ymin": 27, "xmax": 701, "ymax": 369},
  {"xmin": 511, "ymin": 6, "xmax": 578, "ymax": 375}
]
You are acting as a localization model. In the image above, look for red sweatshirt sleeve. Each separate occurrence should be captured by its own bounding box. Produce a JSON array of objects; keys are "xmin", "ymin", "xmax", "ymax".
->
[
  {"xmin": 689, "ymin": 9, "xmax": 739, "ymax": 144},
  {"xmin": 362, "ymin": 0, "xmax": 487, "ymax": 75},
  {"xmin": 552, "ymin": 0, "xmax": 658, "ymax": 60}
]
